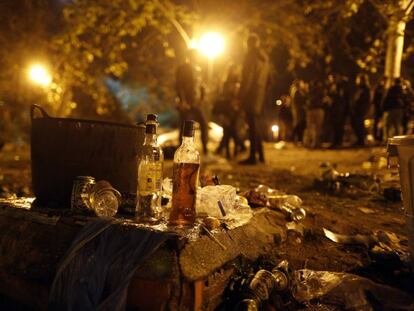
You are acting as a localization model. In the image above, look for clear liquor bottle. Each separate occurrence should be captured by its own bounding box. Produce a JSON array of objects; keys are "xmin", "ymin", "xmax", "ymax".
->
[
  {"xmin": 169, "ymin": 120, "xmax": 200, "ymax": 226},
  {"xmin": 136, "ymin": 123, "xmax": 163, "ymax": 222}
]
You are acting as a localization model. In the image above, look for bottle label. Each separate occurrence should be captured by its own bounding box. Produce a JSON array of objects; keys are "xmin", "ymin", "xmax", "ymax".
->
[{"xmin": 138, "ymin": 162, "xmax": 162, "ymax": 195}]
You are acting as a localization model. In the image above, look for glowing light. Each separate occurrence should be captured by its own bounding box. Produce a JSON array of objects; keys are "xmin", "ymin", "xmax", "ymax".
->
[
  {"xmin": 198, "ymin": 32, "xmax": 225, "ymax": 59},
  {"xmin": 28, "ymin": 64, "xmax": 52, "ymax": 87},
  {"xmin": 271, "ymin": 124, "xmax": 279, "ymax": 141},
  {"xmin": 364, "ymin": 119, "xmax": 372, "ymax": 127},
  {"xmin": 275, "ymin": 99, "xmax": 282, "ymax": 106},
  {"xmin": 188, "ymin": 38, "xmax": 198, "ymax": 50}
]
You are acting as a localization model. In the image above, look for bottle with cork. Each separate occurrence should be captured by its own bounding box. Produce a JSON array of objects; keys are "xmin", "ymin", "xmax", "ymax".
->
[{"xmin": 169, "ymin": 120, "xmax": 200, "ymax": 226}]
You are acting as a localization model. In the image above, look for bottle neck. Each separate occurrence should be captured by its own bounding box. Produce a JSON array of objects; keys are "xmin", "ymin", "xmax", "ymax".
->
[
  {"xmin": 181, "ymin": 136, "xmax": 194, "ymax": 146},
  {"xmin": 144, "ymin": 133, "xmax": 158, "ymax": 145}
]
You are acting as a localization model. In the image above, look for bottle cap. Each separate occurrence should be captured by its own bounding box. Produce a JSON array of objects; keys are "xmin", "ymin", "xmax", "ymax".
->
[
  {"xmin": 146, "ymin": 114, "xmax": 158, "ymax": 123},
  {"xmin": 146, "ymin": 123, "xmax": 156, "ymax": 134},
  {"xmin": 183, "ymin": 120, "xmax": 196, "ymax": 137}
]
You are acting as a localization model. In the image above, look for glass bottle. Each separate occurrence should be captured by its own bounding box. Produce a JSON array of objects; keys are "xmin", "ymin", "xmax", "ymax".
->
[
  {"xmin": 169, "ymin": 120, "xmax": 200, "ymax": 226},
  {"xmin": 136, "ymin": 123, "xmax": 163, "ymax": 222}
]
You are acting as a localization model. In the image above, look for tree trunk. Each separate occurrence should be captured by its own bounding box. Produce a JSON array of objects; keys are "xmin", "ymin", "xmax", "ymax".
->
[
  {"xmin": 384, "ymin": 17, "xmax": 406, "ymax": 82},
  {"xmin": 383, "ymin": 0, "xmax": 414, "ymax": 83}
]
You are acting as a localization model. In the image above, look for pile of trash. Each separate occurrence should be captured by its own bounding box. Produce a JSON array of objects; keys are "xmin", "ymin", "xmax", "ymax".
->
[
  {"xmin": 221, "ymin": 259, "xmax": 414, "ymax": 310},
  {"xmin": 240, "ymin": 184, "xmax": 306, "ymax": 222},
  {"xmin": 313, "ymin": 162, "xmax": 397, "ymax": 200},
  {"xmin": 314, "ymin": 162, "xmax": 380, "ymax": 195}
]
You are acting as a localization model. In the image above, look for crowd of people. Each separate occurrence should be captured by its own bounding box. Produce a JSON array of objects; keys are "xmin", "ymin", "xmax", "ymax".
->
[
  {"xmin": 175, "ymin": 34, "xmax": 414, "ymax": 165},
  {"xmin": 176, "ymin": 34, "xmax": 270, "ymax": 165},
  {"xmin": 279, "ymin": 74, "xmax": 414, "ymax": 149}
]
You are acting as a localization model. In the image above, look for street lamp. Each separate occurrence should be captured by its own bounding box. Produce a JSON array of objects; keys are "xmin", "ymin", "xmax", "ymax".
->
[
  {"xmin": 197, "ymin": 32, "xmax": 225, "ymax": 59},
  {"xmin": 28, "ymin": 64, "xmax": 52, "ymax": 87},
  {"xmin": 193, "ymin": 31, "xmax": 225, "ymax": 93}
]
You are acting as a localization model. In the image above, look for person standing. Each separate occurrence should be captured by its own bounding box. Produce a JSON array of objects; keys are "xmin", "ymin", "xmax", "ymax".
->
[
  {"xmin": 239, "ymin": 34, "xmax": 270, "ymax": 165},
  {"xmin": 329, "ymin": 75, "xmax": 351, "ymax": 148},
  {"xmin": 350, "ymin": 74, "xmax": 371, "ymax": 146},
  {"xmin": 290, "ymin": 80, "xmax": 307, "ymax": 144},
  {"xmin": 214, "ymin": 64, "xmax": 243, "ymax": 158},
  {"xmin": 382, "ymin": 77, "xmax": 405, "ymax": 140},
  {"xmin": 402, "ymin": 79, "xmax": 414, "ymax": 134},
  {"xmin": 372, "ymin": 77, "xmax": 387, "ymax": 142},
  {"xmin": 322, "ymin": 75, "xmax": 335, "ymax": 145},
  {"xmin": 175, "ymin": 49, "xmax": 209, "ymax": 154},
  {"xmin": 278, "ymin": 95, "xmax": 293, "ymax": 141},
  {"xmin": 304, "ymin": 81, "xmax": 326, "ymax": 149}
]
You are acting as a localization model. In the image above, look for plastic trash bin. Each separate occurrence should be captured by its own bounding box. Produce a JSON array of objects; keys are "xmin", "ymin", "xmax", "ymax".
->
[{"xmin": 388, "ymin": 135, "xmax": 414, "ymax": 269}]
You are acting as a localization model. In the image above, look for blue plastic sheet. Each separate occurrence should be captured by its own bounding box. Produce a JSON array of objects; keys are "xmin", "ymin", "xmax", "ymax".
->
[{"xmin": 49, "ymin": 218, "xmax": 172, "ymax": 311}]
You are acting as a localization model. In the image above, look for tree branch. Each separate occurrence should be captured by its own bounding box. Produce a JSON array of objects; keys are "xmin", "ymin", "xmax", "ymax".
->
[
  {"xmin": 404, "ymin": 0, "xmax": 414, "ymax": 17},
  {"xmin": 366, "ymin": 0, "xmax": 389, "ymax": 24},
  {"xmin": 154, "ymin": 0, "xmax": 191, "ymax": 46}
]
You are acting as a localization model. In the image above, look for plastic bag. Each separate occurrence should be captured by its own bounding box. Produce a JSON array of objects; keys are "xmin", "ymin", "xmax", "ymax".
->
[
  {"xmin": 197, "ymin": 185, "xmax": 237, "ymax": 218},
  {"xmin": 292, "ymin": 269, "xmax": 414, "ymax": 311}
]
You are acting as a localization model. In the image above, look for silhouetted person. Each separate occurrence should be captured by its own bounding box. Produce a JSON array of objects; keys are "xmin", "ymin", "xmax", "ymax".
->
[
  {"xmin": 372, "ymin": 77, "xmax": 387, "ymax": 142},
  {"xmin": 176, "ymin": 49, "xmax": 208, "ymax": 154},
  {"xmin": 214, "ymin": 64, "xmax": 244, "ymax": 158},
  {"xmin": 331, "ymin": 75, "xmax": 351, "ymax": 148},
  {"xmin": 305, "ymin": 81, "xmax": 326, "ymax": 148},
  {"xmin": 402, "ymin": 79, "xmax": 414, "ymax": 134},
  {"xmin": 382, "ymin": 77, "xmax": 405, "ymax": 140},
  {"xmin": 322, "ymin": 75, "xmax": 335, "ymax": 144},
  {"xmin": 351, "ymin": 74, "xmax": 371, "ymax": 146},
  {"xmin": 239, "ymin": 34, "xmax": 270, "ymax": 165},
  {"xmin": 290, "ymin": 80, "xmax": 307, "ymax": 143},
  {"xmin": 278, "ymin": 95, "xmax": 293, "ymax": 141}
]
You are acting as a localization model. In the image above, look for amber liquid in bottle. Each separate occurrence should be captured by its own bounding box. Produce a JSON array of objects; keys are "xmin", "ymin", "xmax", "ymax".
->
[
  {"xmin": 169, "ymin": 120, "xmax": 200, "ymax": 227},
  {"xmin": 169, "ymin": 163, "xmax": 200, "ymax": 226}
]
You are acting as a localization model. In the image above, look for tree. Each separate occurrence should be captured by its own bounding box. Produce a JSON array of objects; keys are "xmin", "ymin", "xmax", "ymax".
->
[
  {"xmin": 0, "ymin": 0, "xmax": 58, "ymax": 141},
  {"xmin": 375, "ymin": 0, "xmax": 414, "ymax": 80},
  {"xmin": 49, "ymin": 0, "xmax": 327, "ymax": 121},
  {"xmin": 305, "ymin": 0, "xmax": 414, "ymax": 82},
  {"xmin": 51, "ymin": 0, "xmax": 194, "ymax": 119}
]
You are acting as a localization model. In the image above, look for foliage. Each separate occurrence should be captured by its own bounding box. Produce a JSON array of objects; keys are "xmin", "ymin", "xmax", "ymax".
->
[
  {"xmin": 2, "ymin": 0, "xmax": 414, "ymax": 137},
  {"xmin": 0, "ymin": 0, "xmax": 58, "ymax": 140},
  {"xmin": 51, "ymin": 0, "xmax": 194, "ymax": 120},
  {"xmin": 303, "ymin": 0, "xmax": 414, "ymax": 79}
]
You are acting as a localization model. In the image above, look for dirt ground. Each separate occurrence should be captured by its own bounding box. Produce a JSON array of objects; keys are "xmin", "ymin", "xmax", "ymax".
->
[
  {"xmin": 196, "ymin": 142, "xmax": 413, "ymax": 297},
  {"xmin": 0, "ymin": 142, "xmax": 413, "ymax": 306}
]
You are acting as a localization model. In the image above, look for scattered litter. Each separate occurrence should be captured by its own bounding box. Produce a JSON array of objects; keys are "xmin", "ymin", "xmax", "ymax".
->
[
  {"xmin": 200, "ymin": 224, "xmax": 227, "ymax": 250},
  {"xmin": 203, "ymin": 216, "xmax": 221, "ymax": 231},
  {"xmin": 286, "ymin": 221, "xmax": 305, "ymax": 236},
  {"xmin": 358, "ymin": 207, "xmax": 376, "ymax": 214},
  {"xmin": 232, "ymin": 260, "xmax": 292, "ymax": 310},
  {"xmin": 274, "ymin": 141, "xmax": 286, "ymax": 150},
  {"xmin": 292, "ymin": 269, "xmax": 414, "ymax": 310},
  {"xmin": 242, "ymin": 185, "xmax": 306, "ymax": 222},
  {"xmin": 225, "ymin": 258, "xmax": 414, "ymax": 311},
  {"xmin": 71, "ymin": 177, "xmax": 121, "ymax": 217},
  {"xmin": 314, "ymin": 163, "xmax": 380, "ymax": 196},
  {"xmin": 323, "ymin": 227, "xmax": 409, "ymax": 261},
  {"xmin": 197, "ymin": 185, "xmax": 237, "ymax": 218},
  {"xmin": 323, "ymin": 227, "xmax": 377, "ymax": 247}
]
